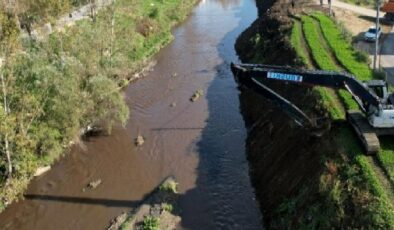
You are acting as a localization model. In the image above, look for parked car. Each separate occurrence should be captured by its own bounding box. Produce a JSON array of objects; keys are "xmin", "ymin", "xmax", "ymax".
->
[{"xmin": 364, "ymin": 26, "xmax": 382, "ymax": 42}]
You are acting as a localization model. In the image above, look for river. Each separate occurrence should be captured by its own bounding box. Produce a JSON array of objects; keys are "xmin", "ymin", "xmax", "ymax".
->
[{"xmin": 0, "ymin": 0, "xmax": 262, "ymax": 229}]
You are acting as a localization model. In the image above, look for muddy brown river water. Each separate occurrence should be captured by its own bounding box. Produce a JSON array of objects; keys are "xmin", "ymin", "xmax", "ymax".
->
[{"xmin": 0, "ymin": 0, "xmax": 262, "ymax": 229}]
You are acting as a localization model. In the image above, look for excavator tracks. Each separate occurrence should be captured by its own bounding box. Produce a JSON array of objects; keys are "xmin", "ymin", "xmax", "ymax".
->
[{"xmin": 347, "ymin": 110, "xmax": 380, "ymax": 154}]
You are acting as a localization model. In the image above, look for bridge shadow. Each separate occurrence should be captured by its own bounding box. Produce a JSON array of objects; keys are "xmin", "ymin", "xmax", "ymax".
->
[{"xmin": 24, "ymin": 194, "xmax": 141, "ymax": 208}]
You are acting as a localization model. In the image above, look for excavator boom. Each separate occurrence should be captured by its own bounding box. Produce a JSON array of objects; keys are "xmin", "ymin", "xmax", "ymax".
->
[
  {"xmin": 231, "ymin": 63, "xmax": 393, "ymax": 154},
  {"xmin": 231, "ymin": 63, "xmax": 380, "ymax": 111}
]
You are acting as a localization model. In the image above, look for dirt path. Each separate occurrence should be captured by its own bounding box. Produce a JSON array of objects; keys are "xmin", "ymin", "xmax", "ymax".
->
[{"xmin": 315, "ymin": 0, "xmax": 382, "ymax": 18}]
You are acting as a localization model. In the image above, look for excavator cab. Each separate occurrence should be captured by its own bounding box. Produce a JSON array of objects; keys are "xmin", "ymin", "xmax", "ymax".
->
[{"xmin": 365, "ymin": 80, "xmax": 388, "ymax": 102}]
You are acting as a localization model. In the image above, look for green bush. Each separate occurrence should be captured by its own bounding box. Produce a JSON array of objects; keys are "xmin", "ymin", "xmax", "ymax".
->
[{"xmin": 143, "ymin": 216, "xmax": 159, "ymax": 230}]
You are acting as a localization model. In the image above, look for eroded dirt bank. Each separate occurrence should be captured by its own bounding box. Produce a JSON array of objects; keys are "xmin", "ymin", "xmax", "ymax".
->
[{"xmin": 234, "ymin": 0, "xmax": 392, "ymax": 228}]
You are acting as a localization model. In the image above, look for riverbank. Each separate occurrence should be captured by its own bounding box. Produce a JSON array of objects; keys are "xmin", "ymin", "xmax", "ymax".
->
[
  {"xmin": 108, "ymin": 177, "xmax": 181, "ymax": 230},
  {"xmin": 235, "ymin": 0, "xmax": 393, "ymax": 228},
  {"xmin": 0, "ymin": 1, "xmax": 263, "ymax": 229},
  {"xmin": 0, "ymin": 0, "xmax": 197, "ymax": 212}
]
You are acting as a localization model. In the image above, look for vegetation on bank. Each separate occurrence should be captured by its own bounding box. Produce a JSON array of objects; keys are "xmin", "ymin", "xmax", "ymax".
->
[
  {"xmin": 286, "ymin": 14, "xmax": 394, "ymax": 228},
  {"xmin": 0, "ymin": 0, "xmax": 196, "ymax": 212},
  {"xmin": 290, "ymin": 21, "xmax": 311, "ymax": 68},
  {"xmin": 311, "ymin": 13, "xmax": 394, "ymax": 187},
  {"xmin": 312, "ymin": 12, "xmax": 372, "ymax": 81},
  {"xmin": 301, "ymin": 16, "xmax": 337, "ymax": 71},
  {"xmin": 379, "ymin": 139, "xmax": 394, "ymax": 185},
  {"xmin": 290, "ymin": 20, "xmax": 342, "ymax": 120}
]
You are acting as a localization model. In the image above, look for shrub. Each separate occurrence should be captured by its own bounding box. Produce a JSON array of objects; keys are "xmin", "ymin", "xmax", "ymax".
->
[{"xmin": 143, "ymin": 216, "xmax": 159, "ymax": 230}]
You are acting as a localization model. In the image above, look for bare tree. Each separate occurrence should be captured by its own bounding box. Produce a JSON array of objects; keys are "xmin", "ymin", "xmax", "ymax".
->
[
  {"xmin": 109, "ymin": 0, "xmax": 116, "ymax": 67},
  {"xmin": 0, "ymin": 64, "xmax": 12, "ymax": 179}
]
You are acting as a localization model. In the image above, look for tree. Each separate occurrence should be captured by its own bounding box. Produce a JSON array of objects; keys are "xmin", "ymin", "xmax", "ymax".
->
[{"xmin": 0, "ymin": 5, "xmax": 20, "ymax": 180}]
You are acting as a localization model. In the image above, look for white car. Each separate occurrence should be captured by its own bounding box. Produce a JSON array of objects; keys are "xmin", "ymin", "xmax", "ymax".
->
[{"xmin": 364, "ymin": 26, "xmax": 382, "ymax": 42}]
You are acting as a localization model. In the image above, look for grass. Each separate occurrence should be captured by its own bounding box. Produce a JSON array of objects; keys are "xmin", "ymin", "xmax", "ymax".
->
[
  {"xmin": 337, "ymin": 128, "xmax": 394, "ymax": 228},
  {"xmin": 313, "ymin": 12, "xmax": 372, "ymax": 81},
  {"xmin": 143, "ymin": 216, "xmax": 160, "ymax": 230},
  {"xmin": 290, "ymin": 20, "xmax": 311, "ymax": 68},
  {"xmin": 379, "ymin": 139, "xmax": 394, "ymax": 185},
  {"xmin": 290, "ymin": 15, "xmax": 394, "ymax": 228},
  {"xmin": 298, "ymin": 17, "xmax": 346, "ymax": 120},
  {"xmin": 312, "ymin": 12, "xmax": 394, "ymax": 184},
  {"xmin": 159, "ymin": 180, "xmax": 178, "ymax": 193},
  {"xmin": 302, "ymin": 15, "xmax": 361, "ymax": 112},
  {"xmin": 162, "ymin": 203, "xmax": 174, "ymax": 212},
  {"xmin": 301, "ymin": 16, "xmax": 338, "ymax": 71}
]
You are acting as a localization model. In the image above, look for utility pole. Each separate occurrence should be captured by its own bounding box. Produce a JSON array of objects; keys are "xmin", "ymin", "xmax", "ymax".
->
[
  {"xmin": 373, "ymin": 0, "xmax": 381, "ymax": 70},
  {"xmin": 328, "ymin": 0, "xmax": 332, "ymax": 16}
]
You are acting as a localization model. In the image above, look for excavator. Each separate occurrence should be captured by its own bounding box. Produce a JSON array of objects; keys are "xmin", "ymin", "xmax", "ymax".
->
[{"xmin": 231, "ymin": 63, "xmax": 394, "ymax": 154}]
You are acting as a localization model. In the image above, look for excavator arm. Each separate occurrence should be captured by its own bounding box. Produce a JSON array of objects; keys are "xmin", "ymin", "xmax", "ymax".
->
[
  {"xmin": 231, "ymin": 63, "xmax": 381, "ymax": 114},
  {"xmin": 231, "ymin": 63, "xmax": 387, "ymax": 153}
]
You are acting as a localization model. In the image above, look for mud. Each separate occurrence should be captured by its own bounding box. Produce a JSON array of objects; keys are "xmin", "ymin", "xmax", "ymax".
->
[{"xmin": 0, "ymin": 0, "xmax": 263, "ymax": 229}]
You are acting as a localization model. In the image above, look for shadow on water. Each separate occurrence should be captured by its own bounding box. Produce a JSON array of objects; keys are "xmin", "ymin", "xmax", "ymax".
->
[
  {"xmin": 24, "ymin": 194, "xmax": 141, "ymax": 207},
  {"xmin": 179, "ymin": 1, "xmax": 263, "ymax": 229}
]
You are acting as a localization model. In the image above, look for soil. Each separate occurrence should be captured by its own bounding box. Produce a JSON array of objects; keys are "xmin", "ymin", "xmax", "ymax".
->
[
  {"xmin": 234, "ymin": 0, "xmax": 342, "ymax": 227},
  {"xmin": 234, "ymin": 0, "xmax": 394, "ymax": 228}
]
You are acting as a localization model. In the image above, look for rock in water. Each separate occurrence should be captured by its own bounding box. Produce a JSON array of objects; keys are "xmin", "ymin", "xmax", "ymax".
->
[
  {"xmin": 34, "ymin": 166, "xmax": 51, "ymax": 177},
  {"xmin": 190, "ymin": 89, "xmax": 204, "ymax": 102},
  {"xmin": 88, "ymin": 179, "xmax": 102, "ymax": 189},
  {"xmin": 135, "ymin": 135, "xmax": 145, "ymax": 146}
]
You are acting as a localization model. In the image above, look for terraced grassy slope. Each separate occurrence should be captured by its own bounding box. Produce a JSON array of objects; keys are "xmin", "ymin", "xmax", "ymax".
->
[
  {"xmin": 301, "ymin": 16, "xmax": 338, "ymax": 71},
  {"xmin": 312, "ymin": 13, "xmax": 394, "ymax": 183},
  {"xmin": 292, "ymin": 15, "xmax": 394, "ymax": 228},
  {"xmin": 313, "ymin": 12, "xmax": 372, "ymax": 81},
  {"xmin": 379, "ymin": 140, "xmax": 394, "ymax": 185},
  {"xmin": 291, "ymin": 19, "xmax": 344, "ymax": 120}
]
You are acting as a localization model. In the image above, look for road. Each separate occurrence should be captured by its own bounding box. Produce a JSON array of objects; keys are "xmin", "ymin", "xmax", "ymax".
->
[
  {"xmin": 381, "ymin": 28, "xmax": 394, "ymax": 84},
  {"xmin": 317, "ymin": 0, "xmax": 382, "ymax": 18}
]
